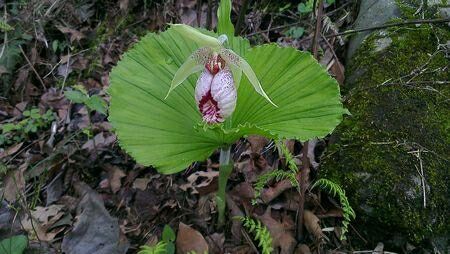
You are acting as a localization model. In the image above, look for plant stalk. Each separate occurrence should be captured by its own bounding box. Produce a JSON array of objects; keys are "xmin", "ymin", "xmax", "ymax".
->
[{"xmin": 217, "ymin": 145, "xmax": 232, "ymax": 227}]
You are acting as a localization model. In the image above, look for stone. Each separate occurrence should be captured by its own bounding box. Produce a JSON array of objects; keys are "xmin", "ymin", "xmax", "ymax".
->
[
  {"xmin": 346, "ymin": 0, "xmax": 401, "ymax": 59},
  {"xmin": 321, "ymin": 0, "xmax": 450, "ymax": 251}
]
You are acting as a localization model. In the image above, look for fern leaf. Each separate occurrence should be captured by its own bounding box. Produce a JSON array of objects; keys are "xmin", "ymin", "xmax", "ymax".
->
[
  {"xmin": 311, "ymin": 178, "xmax": 355, "ymax": 240},
  {"xmin": 236, "ymin": 216, "xmax": 274, "ymax": 254},
  {"xmin": 0, "ymin": 19, "xmax": 13, "ymax": 32},
  {"xmin": 137, "ymin": 241, "xmax": 167, "ymax": 254}
]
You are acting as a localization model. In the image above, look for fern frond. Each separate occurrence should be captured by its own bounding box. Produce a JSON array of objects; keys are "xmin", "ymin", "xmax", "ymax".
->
[
  {"xmin": 0, "ymin": 19, "xmax": 13, "ymax": 32},
  {"xmin": 137, "ymin": 241, "xmax": 167, "ymax": 254},
  {"xmin": 311, "ymin": 178, "xmax": 356, "ymax": 240},
  {"xmin": 236, "ymin": 216, "xmax": 274, "ymax": 254},
  {"xmin": 253, "ymin": 141, "xmax": 300, "ymax": 203},
  {"xmin": 278, "ymin": 141, "xmax": 299, "ymax": 173}
]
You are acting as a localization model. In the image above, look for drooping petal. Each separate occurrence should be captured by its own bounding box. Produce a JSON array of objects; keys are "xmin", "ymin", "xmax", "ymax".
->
[
  {"xmin": 170, "ymin": 24, "xmax": 221, "ymax": 49},
  {"xmin": 210, "ymin": 68, "xmax": 236, "ymax": 119},
  {"xmin": 220, "ymin": 48, "xmax": 277, "ymax": 107},
  {"xmin": 166, "ymin": 47, "xmax": 213, "ymax": 99}
]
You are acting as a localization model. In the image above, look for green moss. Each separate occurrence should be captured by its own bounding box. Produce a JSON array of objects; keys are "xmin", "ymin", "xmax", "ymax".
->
[
  {"xmin": 395, "ymin": 0, "xmax": 445, "ymax": 19},
  {"xmin": 321, "ymin": 22, "xmax": 450, "ymax": 249}
]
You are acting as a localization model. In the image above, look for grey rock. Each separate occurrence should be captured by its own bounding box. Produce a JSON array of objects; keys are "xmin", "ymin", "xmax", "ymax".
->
[
  {"xmin": 346, "ymin": 0, "xmax": 401, "ymax": 60},
  {"xmin": 61, "ymin": 183, "xmax": 128, "ymax": 254}
]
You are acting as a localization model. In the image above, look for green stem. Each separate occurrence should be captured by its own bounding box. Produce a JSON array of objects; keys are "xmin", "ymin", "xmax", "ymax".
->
[{"xmin": 217, "ymin": 145, "xmax": 232, "ymax": 227}]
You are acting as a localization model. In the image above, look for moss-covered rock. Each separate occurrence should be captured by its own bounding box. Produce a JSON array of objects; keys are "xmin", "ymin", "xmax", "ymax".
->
[{"xmin": 321, "ymin": 4, "xmax": 450, "ymax": 251}]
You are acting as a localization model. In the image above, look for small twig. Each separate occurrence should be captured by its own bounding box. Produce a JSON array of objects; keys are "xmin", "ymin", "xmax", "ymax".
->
[
  {"xmin": 409, "ymin": 149, "xmax": 427, "ymax": 208},
  {"xmin": 327, "ymin": 18, "xmax": 450, "ymax": 38},
  {"xmin": 18, "ymin": 45, "xmax": 46, "ymax": 90},
  {"xmin": 312, "ymin": 0, "xmax": 324, "ymax": 58},
  {"xmin": 246, "ymin": 21, "xmax": 302, "ymax": 37}
]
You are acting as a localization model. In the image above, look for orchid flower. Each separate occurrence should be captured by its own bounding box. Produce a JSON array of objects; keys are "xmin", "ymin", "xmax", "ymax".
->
[{"xmin": 165, "ymin": 24, "xmax": 276, "ymax": 124}]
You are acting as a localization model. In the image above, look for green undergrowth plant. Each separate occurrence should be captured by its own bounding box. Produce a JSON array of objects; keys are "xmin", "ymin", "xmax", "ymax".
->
[
  {"xmin": 0, "ymin": 19, "xmax": 13, "ymax": 32},
  {"xmin": 0, "ymin": 234, "xmax": 27, "ymax": 254},
  {"xmin": 0, "ymin": 108, "xmax": 55, "ymax": 147},
  {"xmin": 253, "ymin": 141, "xmax": 300, "ymax": 203},
  {"xmin": 138, "ymin": 225, "xmax": 176, "ymax": 254},
  {"xmin": 311, "ymin": 178, "xmax": 355, "ymax": 240},
  {"xmin": 236, "ymin": 216, "xmax": 274, "ymax": 254},
  {"xmin": 137, "ymin": 242, "xmax": 167, "ymax": 254},
  {"xmin": 64, "ymin": 85, "xmax": 107, "ymax": 115},
  {"xmin": 108, "ymin": 0, "xmax": 345, "ymax": 226},
  {"xmin": 65, "ymin": 85, "xmax": 107, "ymax": 139}
]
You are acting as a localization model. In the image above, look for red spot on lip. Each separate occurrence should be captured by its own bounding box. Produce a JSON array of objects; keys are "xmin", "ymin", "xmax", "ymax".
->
[
  {"xmin": 198, "ymin": 90, "xmax": 223, "ymax": 123},
  {"xmin": 205, "ymin": 55, "xmax": 226, "ymax": 75}
]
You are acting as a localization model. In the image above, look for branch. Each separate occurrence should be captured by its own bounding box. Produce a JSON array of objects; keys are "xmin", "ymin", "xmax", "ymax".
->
[{"xmin": 327, "ymin": 18, "xmax": 450, "ymax": 38}]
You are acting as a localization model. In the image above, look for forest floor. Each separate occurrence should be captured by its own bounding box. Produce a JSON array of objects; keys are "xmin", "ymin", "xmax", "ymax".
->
[{"xmin": 0, "ymin": 0, "xmax": 438, "ymax": 253}]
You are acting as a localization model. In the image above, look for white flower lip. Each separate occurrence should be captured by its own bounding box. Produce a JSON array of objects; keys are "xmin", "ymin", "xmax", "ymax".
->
[{"xmin": 195, "ymin": 63, "xmax": 236, "ymax": 124}]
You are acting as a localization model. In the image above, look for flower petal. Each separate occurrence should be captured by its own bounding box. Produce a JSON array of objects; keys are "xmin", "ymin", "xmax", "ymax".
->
[
  {"xmin": 220, "ymin": 48, "xmax": 277, "ymax": 107},
  {"xmin": 165, "ymin": 48, "xmax": 213, "ymax": 99}
]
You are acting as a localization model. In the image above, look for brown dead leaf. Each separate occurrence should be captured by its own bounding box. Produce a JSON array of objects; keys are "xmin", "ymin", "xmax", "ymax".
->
[
  {"xmin": 230, "ymin": 182, "xmax": 255, "ymax": 200},
  {"xmin": 330, "ymin": 57, "xmax": 345, "ymax": 86},
  {"xmin": 106, "ymin": 165, "xmax": 126, "ymax": 193},
  {"xmin": 247, "ymin": 135, "xmax": 269, "ymax": 154},
  {"xmin": 56, "ymin": 25, "xmax": 85, "ymax": 43},
  {"xmin": 132, "ymin": 178, "xmax": 151, "ymax": 191},
  {"xmin": 2, "ymin": 164, "xmax": 26, "ymax": 202},
  {"xmin": 81, "ymin": 132, "xmax": 116, "ymax": 152},
  {"xmin": 256, "ymin": 208, "xmax": 297, "ymax": 254},
  {"xmin": 226, "ymin": 196, "xmax": 244, "ymax": 241},
  {"xmin": 32, "ymin": 205, "xmax": 66, "ymax": 229},
  {"xmin": 0, "ymin": 142, "xmax": 23, "ymax": 159},
  {"xmin": 295, "ymin": 244, "xmax": 312, "ymax": 254},
  {"xmin": 303, "ymin": 210, "xmax": 324, "ymax": 241},
  {"xmin": 21, "ymin": 211, "xmax": 65, "ymax": 242},
  {"xmin": 206, "ymin": 233, "xmax": 224, "ymax": 254},
  {"xmin": 176, "ymin": 222, "xmax": 209, "ymax": 254},
  {"xmin": 179, "ymin": 171, "xmax": 218, "ymax": 194}
]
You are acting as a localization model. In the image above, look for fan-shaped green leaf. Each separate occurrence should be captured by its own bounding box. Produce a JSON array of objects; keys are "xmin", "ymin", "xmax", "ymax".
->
[{"xmin": 109, "ymin": 26, "xmax": 344, "ymax": 174}]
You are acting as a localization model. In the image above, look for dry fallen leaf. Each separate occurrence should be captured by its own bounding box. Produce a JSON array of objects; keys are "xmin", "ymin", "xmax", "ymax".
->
[
  {"xmin": 256, "ymin": 208, "xmax": 297, "ymax": 254},
  {"xmin": 0, "ymin": 142, "xmax": 23, "ymax": 159},
  {"xmin": 295, "ymin": 244, "xmax": 312, "ymax": 254},
  {"xmin": 303, "ymin": 210, "xmax": 324, "ymax": 241},
  {"xmin": 179, "ymin": 171, "xmax": 218, "ymax": 194},
  {"xmin": 206, "ymin": 233, "xmax": 225, "ymax": 254},
  {"xmin": 247, "ymin": 135, "xmax": 269, "ymax": 154},
  {"xmin": 106, "ymin": 165, "xmax": 126, "ymax": 193},
  {"xmin": 21, "ymin": 205, "xmax": 66, "ymax": 242},
  {"xmin": 21, "ymin": 215, "xmax": 64, "ymax": 242},
  {"xmin": 132, "ymin": 178, "xmax": 151, "ymax": 191},
  {"xmin": 176, "ymin": 222, "xmax": 209, "ymax": 254},
  {"xmin": 31, "ymin": 205, "xmax": 65, "ymax": 229},
  {"xmin": 2, "ymin": 164, "xmax": 26, "ymax": 202},
  {"xmin": 56, "ymin": 25, "xmax": 86, "ymax": 43}
]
